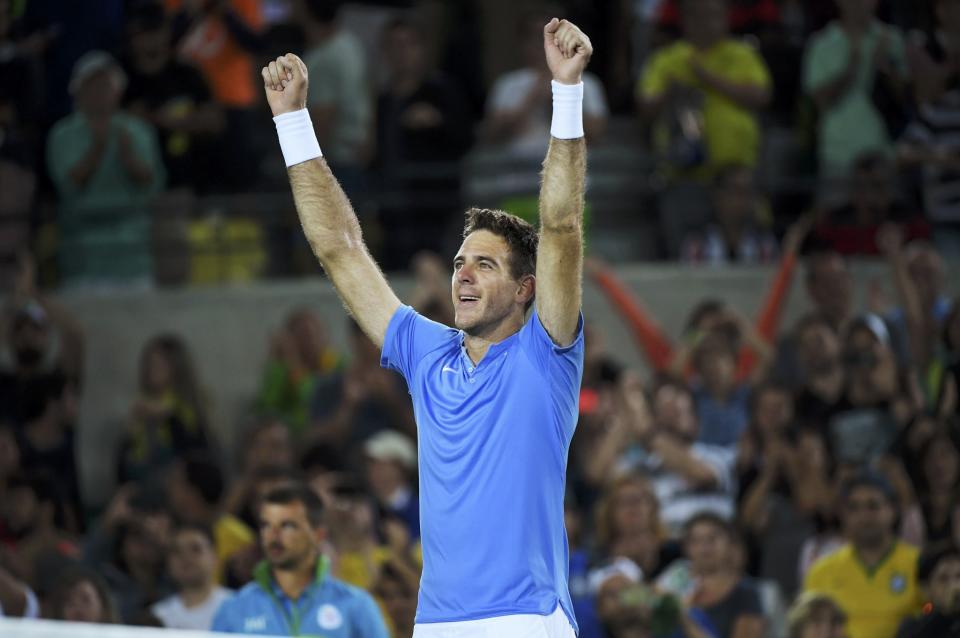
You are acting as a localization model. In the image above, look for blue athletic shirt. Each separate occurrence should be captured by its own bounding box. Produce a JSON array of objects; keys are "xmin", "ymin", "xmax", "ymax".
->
[{"xmin": 381, "ymin": 304, "xmax": 584, "ymax": 631}]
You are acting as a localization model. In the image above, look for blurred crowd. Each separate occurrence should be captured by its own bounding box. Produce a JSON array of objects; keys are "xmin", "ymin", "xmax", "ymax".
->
[
  {"xmin": 1, "ymin": 0, "xmax": 960, "ymax": 637},
  {"xmin": 1, "ymin": 0, "xmax": 960, "ymax": 287}
]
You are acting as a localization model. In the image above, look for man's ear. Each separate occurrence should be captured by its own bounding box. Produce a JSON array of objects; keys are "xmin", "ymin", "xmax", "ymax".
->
[{"xmin": 516, "ymin": 274, "xmax": 536, "ymax": 305}]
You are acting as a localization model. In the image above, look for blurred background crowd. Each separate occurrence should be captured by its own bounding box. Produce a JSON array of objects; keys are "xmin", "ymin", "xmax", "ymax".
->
[{"xmin": 1, "ymin": 0, "xmax": 960, "ymax": 637}]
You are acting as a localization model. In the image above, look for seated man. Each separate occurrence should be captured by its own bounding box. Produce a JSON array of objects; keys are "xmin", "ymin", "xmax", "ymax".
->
[{"xmin": 804, "ymin": 472, "xmax": 922, "ymax": 638}]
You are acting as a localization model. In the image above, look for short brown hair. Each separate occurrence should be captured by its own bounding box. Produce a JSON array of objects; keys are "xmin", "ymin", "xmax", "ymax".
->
[{"xmin": 462, "ymin": 208, "xmax": 538, "ymax": 281}]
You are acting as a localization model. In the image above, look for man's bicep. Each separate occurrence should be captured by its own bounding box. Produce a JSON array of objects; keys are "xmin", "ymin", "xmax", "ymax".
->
[
  {"xmin": 325, "ymin": 249, "xmax": 402, "ymax": 348},
  {"xmin": 535, "ymin": 228, "xmax": 583, "ymax": 346}
]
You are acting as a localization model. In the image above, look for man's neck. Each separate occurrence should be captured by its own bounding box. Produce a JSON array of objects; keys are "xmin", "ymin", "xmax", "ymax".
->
[
  {"xmin": 855, "ymin": 537, "xmax": 895, "ymax": 569},
  {"xmin": 273, "ymin": 557, "xmax": 317, "ymax": 601},
  {"xmin": 179, "ymin": 582, "xmax": 216, "ymax": 608},
  {"xmin": 463, "ymin": 314, "xmax": 525, "ymax": 364}
]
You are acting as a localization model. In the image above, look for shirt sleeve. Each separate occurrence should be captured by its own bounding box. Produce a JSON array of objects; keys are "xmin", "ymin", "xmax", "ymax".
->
[
  {"xmin": 803, "ymin": 32, "xmax": 844, "ymax": 95},
  {"xmin": 381, "ymin": 305, "xmax": 458, "ymax": 382},
  {"xmin": 639, "ymin": 51, "xmax": 670, "ymax": 99},
  {"xmin": 730, "ymin": 43, "xmax": 771, "ymax": 89},
  {"xmin": 518, "ymin": 308, "xmax": 585, "ymax": 433},
  {"xmin": 350, "ymin": 591, "xmax": 390, "ymax": 638}
]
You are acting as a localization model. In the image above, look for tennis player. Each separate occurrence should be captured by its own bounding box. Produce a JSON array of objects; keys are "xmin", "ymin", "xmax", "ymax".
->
[{"xmin": 262, "ymin": 16, "xmax": 592, "ymax": 638}]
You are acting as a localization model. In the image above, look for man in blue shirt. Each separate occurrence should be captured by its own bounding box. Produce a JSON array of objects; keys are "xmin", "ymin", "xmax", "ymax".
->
[
  {"xmin": 211, "ymin": 485, "xmax": 388, "ymax": 637},
  {"xmin": 261, "ymin": 15, "xmax": 593, "ymax": 637}
]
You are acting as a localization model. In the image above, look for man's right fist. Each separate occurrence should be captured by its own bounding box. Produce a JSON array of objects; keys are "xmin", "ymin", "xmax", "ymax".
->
[{"xmin": 262, "ymin": 54, "xmax": 308, "ymax": 117}]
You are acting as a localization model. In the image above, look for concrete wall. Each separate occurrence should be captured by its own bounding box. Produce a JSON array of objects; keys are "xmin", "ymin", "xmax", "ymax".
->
[{"xmin": 47, "ymin": 260, "xmax": 955, "ymax": 508}]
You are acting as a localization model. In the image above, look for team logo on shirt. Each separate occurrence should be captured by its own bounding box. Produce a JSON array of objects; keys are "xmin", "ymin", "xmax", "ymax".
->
[
  {"xmin": 318, "ymin": 604, "xmax": 343, "ymax": 630},
  {"xmin": 890, "ymin": 572, "xmax": 907, "ymax": 594},
  {"xmin": 244, "ymin": 616, "xmax": 267, "ymax": 631}
]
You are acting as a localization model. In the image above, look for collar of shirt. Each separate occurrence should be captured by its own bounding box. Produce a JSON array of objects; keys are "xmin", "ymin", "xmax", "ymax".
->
[{"xmin": 457, "ymin": 329, "xmax": 520, "ymax": 371}]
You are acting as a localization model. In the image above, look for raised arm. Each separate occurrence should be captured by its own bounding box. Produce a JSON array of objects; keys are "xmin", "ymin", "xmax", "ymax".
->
[
  {"xmin": 536, "ymin": 19, "xmax": 592, "ymax": 346},
  {"xmin": 263, "ymin": 55, "xmax": 400, "ymax": 347}
]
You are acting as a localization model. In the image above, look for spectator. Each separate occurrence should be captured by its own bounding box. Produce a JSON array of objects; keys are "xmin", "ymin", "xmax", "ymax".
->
[
  {"xmin": 791, "ymin": 314, "xmax": 846, "ymax": 426},
  {"xmin": 46, "ymin": 567, "xmax": 119, "ymax": 623},
  {"xmin": 803, "ymin": 0, "xmax": 908, "ymax": 178},
  {"xmin": 738, "ymin": 383, "xmax": 832, "ymax": 600},
  {"xmin": 299, "ymin": 0, "xmax": 372, "ymax": 199},
  {"xmin": 99, "ymin": 518, "xmax": 171, "ymax": 623},
  {"xmin": 614, "ymin": 376, "xmax": 737, "ymax": 537},
  {"xmin": 786, "ymin": 592, "xmax": 848, "ymax": 638},
  {"xmin": 914, "ymin": 433, "xmax": 960, "ymax": 549},
  {"xmin": 223, "ymin": 416, "xmax": 295, "ymax": 524},
  {"xmin": 408, "ymin": 251, "xmax": 455, "ymax": 327},
  {"xmin": 898, "ymin": 0, "xmax": 960, "ymax": 256},
  {"xmin": 363, "ymin": 430, "xmax": 419, "ymax": 539},
  {"xmin": 123, "ymin": 2, "xmax": 225, "ymax": 193},
  {"xmin": 590, "ymin": 556, "xmax": 716, "ymax": 638},
  {"xmin": 0, "ymin": 472, "xmax": 79, "ymax": 589},
  {"xmin": 375, "ymin": 17, "xmax": 473, "ymax": 270},
  {"xmin": 0, "ymin": 256, "xmax": 85, "ymax": 422},
  {"xmin": 812, "ymin": 153, "xmax": 928, "ymax": 256},
  {"xmin": 258, "ymin": 308, "xmax": 342, "ymax": 435},
  {"xmin": 211, "ymin": 484, "xmax": 389, "ymax": 637},
  {"xmin": 658, "ymin": 513, "xmax": 766, "ymax": 638},
  {"xmin": 485, "ymin": 9, "xmax": 608, "ymax": 155},
  {"xmin": 150, "ymin": 524, "xmax": 233, "ymax": 630},
  {"xmin": 308, "ymin": 318, "xmax": 414, "ymax": 455},
  {"xmin": 167, "ymin": 453, "xmax": 255, "ymax": 581},
  {"xmin": 46, "ymin": 50, "xmax": 166, "ymax": 286},
  {"xmin": 681, "ymin": 164, "xmax": 779, "ymax": 266},
  {"xmin": 638, "ymin": 0, "xmax": 772, "ymax": 178},
  {"xmin": 896, "ymin": 546, "xmax": 960, "ymax": 637},
  {"xmin": 371, "ymin": 560, "xmax": 418, "ymax": 638},
  {"xmin": 686, "ymin": 331, "xmax": 754, "ymax": 447},
  {"xmin": 117, "ymin": 333, "xmax": 213, "ymax": 484},
  {"xmin": 168, "ymin": 0, "xmax": 264, "ymax": 190},
  {"xmin": 804, "ymin": 472, "xmax": 922, "ymax": 638}
]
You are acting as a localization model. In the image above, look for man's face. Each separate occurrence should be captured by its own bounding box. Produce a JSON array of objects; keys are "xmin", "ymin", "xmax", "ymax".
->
[
  {"xmin": 452, "ymin": 230, "xmax": 531, "ymax": 335},
  {"xmin": 682, "ymin": 0, "xmax": 728, "ymax": 44},
  {"xmin": 383, "ymin": 25, "xmax": 426, "ymax": 78},
  {"xmin": 612, "ymin": 480, "xmax": 658, "ymax": 537},
  {"xmin": 654, "ymin": 385, "xmax": 698, "ymax": 442},
  {"xmin": 685, "ymin": 521, "xmax": 730, "ymax": 574},
  {"xmin": 797, "ymin": 320, "xmax": 841, "ymax": 375},
  {"xmin": 129, "ymin": 27, "xmax": 171, "ymax": 74},
  {"xmin": 259, "ymin": 501, "xmax": 322, "ymax": 570},
  {"xmin": 838, "ymin": 0, "xmax": 879, "ymax": 24},
  {"xmin": 76, "ymin": 70, "xmax": 122, "ymax": 119},
  {"xmin": 168, "ymin": 529, "xmax": 217, "ymax": 590},
  {"xmin": 843, "ymin": 486, "xmax": 895, "ymax": 549},
  {"xmin": 365, "ymin": 457, "xmax": 406, "ymax": 501},
  {"xmin": 927, "ymin": 557, "xmax": 960, "ymax": 614},
  {"xmin": 807, "ymin": 256, "xmax": 852, "ymax": 323},
  {"xmin": 754, "ymin": 388, "xmax": 793, "ymax": 436}
]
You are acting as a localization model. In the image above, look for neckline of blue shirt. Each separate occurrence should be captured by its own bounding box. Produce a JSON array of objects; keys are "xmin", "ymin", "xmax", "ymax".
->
[{"xmin": 458, "ymin": 329, "xmax": 520, "ymax": 369}]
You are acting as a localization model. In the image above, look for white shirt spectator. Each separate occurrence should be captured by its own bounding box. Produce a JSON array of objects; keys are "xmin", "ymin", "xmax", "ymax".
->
[
  {"xmin": 151, "ymin": 586, "xmax": 233, "ymax": 631},
  {"xmin": 487, "ymin": 69, "xmax": 608, "ymax": 156},
  {"xmin": 619, "ymin": 442, "xmax": 737, "ymax": 538}
]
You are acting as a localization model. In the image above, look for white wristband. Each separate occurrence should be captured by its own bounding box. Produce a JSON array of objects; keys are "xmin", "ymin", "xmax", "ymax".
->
[
  {"xmin": 550, "ymin": 80, "xmax": 584, "ymax": 139},
  {"xmin": 273, "ymin": 108, "xmax": 322, "ymax": 167}
]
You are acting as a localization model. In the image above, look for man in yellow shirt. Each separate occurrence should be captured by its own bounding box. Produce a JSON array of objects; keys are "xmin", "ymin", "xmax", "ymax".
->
[
  {"xmin": 804, "ymin": 473, "xmax": 922, "ymax": 638},
  {"xmin": 637, "ymin": 0, "xmax": 771, "ymax": 178}
]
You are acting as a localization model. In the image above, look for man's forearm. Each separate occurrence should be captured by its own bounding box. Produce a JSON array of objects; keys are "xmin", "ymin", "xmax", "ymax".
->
[
  {"xmin": 539, "ymin": 137, "xmax": 585, "ymax": 232},
  {"xmin": 288, "ymin": 159, "xmax": 365, "ymax": 264}
]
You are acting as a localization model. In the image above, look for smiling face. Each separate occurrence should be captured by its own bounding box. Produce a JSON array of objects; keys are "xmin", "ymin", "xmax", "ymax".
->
[{"xmin": 452, "ymin": 230, "xmax": 533, "ymax": 336}]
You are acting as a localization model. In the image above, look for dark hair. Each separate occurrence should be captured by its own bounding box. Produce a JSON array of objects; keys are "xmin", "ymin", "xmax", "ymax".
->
[
  {"xmin": 303, "ymin": 0, "xmax": 342, "ymax": 24},
  {"xmin": 49, "ymin": 566, "xmax": 119, "ymax": 623},
  {"xmin": 173, "ymin": 521, "xmax": 216, "ymax": 547},
  {"xmin": 261, "ymin": 483, "xmax": 325, "ymax": 528},
  {"xmin": 918, "ymin": 545, "xmax": 960, "ymax": 583},
  {"xmin": 300, "ymin": 442, "xmax": 344, "ymax": 475},
  {"xmin": 181, "ymin": 453, "xmax": 225, "ymax": 507},
  {"xmin": 649, "ymin": 374, "xmax": 694, "ymax": 406},
  {"xmin": 794, "ymin": 312, "xmax": 834, "ymax": 338},
  {"xmin": 684, "ymin": 299, "xmax": 725, "ymax": 334},
  {"xmin": 841, "ymin": 470, "xmax": 898, "ymax": 506},
  {"xmin": 462, "ymin": 207, "xmax": 539, "ymax": 282},
  {"xmin": 804, "ymin": 250, "xmax": 847, "ymax": 287},
  {"xmin": 748, "ymin": 380, "xmax": 792, "ymax": 420},
  {"xmin": 684, "ymin": 511, "xmax": 734, "ymax": 539},
  {"xmin": 139, "ymin": 333, "xmax": 208, "ymax": 426},
  {"xmin": 8, "ymin": 471, "xmax": 69, "ymax": 529}
]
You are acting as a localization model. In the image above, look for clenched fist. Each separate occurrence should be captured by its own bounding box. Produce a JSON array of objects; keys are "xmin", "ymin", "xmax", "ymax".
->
[
  {"xmin": 543, "ymin": 18, "xmax": 593, "ymax": 85},
  {"xmin": 262, "ymin": 53, "xmax": 309, "ymax": 117}
]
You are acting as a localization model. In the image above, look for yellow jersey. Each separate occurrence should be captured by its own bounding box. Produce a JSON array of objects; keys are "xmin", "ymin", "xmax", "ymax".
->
[{"xmin": 804, "ymin": 541, "xmax": 922, "ymax": 638}]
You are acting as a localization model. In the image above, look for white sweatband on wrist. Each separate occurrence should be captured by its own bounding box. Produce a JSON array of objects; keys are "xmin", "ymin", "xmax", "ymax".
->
[
  {"xmin": 273, "ymin": 108, "xmax": 322, "ymax": 167},
  {"xmin": 550, "ymin": 80, "xmax": 584, "ymax": 139}
]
